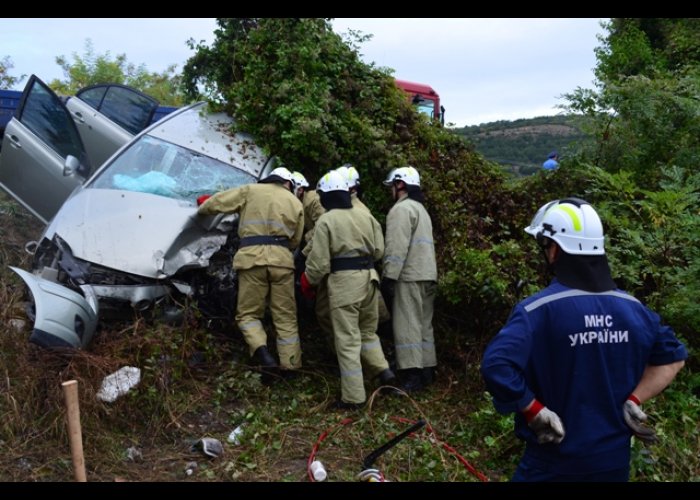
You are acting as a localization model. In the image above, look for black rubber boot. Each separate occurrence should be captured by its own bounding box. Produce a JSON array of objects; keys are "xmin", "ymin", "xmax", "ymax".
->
[
  {"xmin": 376, "ymin": 368, "xmax": 401, "ymax": 395},
  {"xmin": 399, "ymin": 368, "xmax": 425, "ymax": 393},
  {"xmin": 377, "ymin": 368, "xmax": 397, "ymax": 385},
  {"xmin": 280, "ymin": 369, "xmax": 300, "ymax": 381},
  {"xmin": 328, "ymin": 399, "xmax": 365, "ymax": 411},
  {"xmin": 421, "ymin": 367, "xmax": 436, "ymax": 386},
  {"xmin": 254, "ymin": 345, "xmax": 277, "ymax": 368},
  {"xmin": 254, "ymin": 346, "xmax": 278, "ymax": 385}
]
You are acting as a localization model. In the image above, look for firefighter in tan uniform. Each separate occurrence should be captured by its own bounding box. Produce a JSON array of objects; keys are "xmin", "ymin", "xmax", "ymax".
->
[
  {"xmin": 291, "ymin": 171, "xmax": 310, "ymax": 203},
  {"xmin": 305, "ymin": 165, "xmax": 391, "ymax": 342},
  {"xmin": 301, "ymin": 189, "xmax": 325, "ymax": 257},
  {"xmin": 301, "ymin": 170, "xmax": 396, "ymax": 409},
  {"xmin": 198, "ymin": 167, "xmax": 304, "ymax": 376},
  {"xmin": 336, "ymin": 164, "xmax": 392, "ymax": 326},
  {"xmin": 382, "ymin": 166, "xmax": 438, "ymax": 392},
  {"xmin": 291, "ymin": 173, "xmax": 334, "ymax": 338}
]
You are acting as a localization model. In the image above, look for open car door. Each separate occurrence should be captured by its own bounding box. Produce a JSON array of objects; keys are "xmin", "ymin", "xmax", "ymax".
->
[
  {"xmin": 68, "ymin": 84, "xmax": 159, "ymax": 167},
  {"xmin": 0, "ymin": 75, "xmax": 91, "ymax": 224}
]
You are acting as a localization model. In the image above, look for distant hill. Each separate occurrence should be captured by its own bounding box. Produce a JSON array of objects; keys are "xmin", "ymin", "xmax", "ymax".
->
[{"xmin": 451, "ymin": 115, "xmax": 592, "ymax": 176}]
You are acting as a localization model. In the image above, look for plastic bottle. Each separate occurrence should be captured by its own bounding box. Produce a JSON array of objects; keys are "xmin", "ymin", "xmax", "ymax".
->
[{"xmin": 310, "ymin": 460, "xmax": 327, "ymax": 481}]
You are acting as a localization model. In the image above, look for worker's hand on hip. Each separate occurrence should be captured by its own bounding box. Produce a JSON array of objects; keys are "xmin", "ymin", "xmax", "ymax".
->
[
  {"xmin": 523, "ymin": 399, "xmax": 565, "ymax": 444},
  {"xmin": 623, "ymin": 395, "xmax": 657, "ymax": 444},
  {"xmin": 300, "ymin": 272, "xmax": 316, "ymax": 300}
]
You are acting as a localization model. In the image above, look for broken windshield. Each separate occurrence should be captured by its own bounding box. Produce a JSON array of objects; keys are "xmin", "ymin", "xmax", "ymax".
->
[{"xmin": 90, "ymin": 135, "xmax": 256, "ymax": 200}]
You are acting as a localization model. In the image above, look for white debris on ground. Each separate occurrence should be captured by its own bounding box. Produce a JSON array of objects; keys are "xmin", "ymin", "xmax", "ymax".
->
[
  {"xmin": 96, "ymin": 366, "xmax": 141, "ymax": 403},
  {"xmin": 227, "ymin": 424, "xmax": 246, "ymax": 445}
]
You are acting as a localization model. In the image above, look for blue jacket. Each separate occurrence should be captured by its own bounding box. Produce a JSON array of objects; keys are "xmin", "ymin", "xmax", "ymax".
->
[
  {"xmin": 542, "ymin": 159, "xmax": 559, "ymax": 170},
  {"xmin": 481, "ymin": 279, "xmax": 687, "ymax": 474}
]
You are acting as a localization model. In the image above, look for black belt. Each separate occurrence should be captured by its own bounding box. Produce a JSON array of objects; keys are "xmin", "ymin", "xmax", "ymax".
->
[
  {"xmin": 239, "ymin": 235, "xmax": 290, "ymax": 248},
  {"xmin": 330, "ymin": 256, "xmax": 374, "ymax": 273}
]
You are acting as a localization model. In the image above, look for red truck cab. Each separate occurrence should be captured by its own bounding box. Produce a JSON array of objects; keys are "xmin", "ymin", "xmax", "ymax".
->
[{"xmin": 395, "ymin": 79, "xmax": 444, "ymax": 125}]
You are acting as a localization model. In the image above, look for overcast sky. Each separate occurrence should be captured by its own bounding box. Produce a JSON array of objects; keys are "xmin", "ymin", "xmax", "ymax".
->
[{"xmin": 1, "ymin": 18, "xmax": 607, "ymax": 127}]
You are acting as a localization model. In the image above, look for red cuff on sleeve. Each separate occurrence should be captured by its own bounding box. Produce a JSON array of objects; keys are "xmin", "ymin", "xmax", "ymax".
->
[
  {"xmin": 197, "ymin": 194, "xmax": 212, "ymax": 206},
  {"xmin": 522, "ymin": 399, "xmax": 544, "ymax": 423}
]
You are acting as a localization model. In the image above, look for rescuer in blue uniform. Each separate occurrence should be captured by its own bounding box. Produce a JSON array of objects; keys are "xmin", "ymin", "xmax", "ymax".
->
[
  {"xmin": 481, "ymin": 198, "xmax": 687, "ymax": 481},
  {"xmin": 542, "ymin": 151, "xmax": 559, "ymax": 170}
]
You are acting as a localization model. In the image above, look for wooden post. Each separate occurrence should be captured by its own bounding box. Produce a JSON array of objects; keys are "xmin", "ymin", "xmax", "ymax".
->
[{"xmin": 62, "ymin": 380, "xmax": 87, "ymax": 482}]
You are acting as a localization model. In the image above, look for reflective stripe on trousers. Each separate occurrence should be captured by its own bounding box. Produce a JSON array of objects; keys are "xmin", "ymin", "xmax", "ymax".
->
[
  {"xmin": 392, "ymin": 281, "xmax": 437, "ymax": 370},
  {"xmin": 236, "ymin": 266, "xmax": 302, "ymax": 369}
]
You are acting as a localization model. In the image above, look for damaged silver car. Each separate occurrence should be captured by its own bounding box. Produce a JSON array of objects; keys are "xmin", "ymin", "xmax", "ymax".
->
[{"xmin": 0, "ymin": 77, "xmax": 275, "ymax": 349}]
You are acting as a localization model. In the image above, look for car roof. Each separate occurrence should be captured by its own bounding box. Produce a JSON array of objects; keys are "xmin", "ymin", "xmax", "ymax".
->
[{"xmin": 145, "ymin": 102, "xmax": 270, "ymax": 179}]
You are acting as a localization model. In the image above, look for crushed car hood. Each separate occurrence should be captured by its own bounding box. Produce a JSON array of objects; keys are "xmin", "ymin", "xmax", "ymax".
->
[{"xmin": 42, "ymin": 188, "xmax": 227, "ymax": 279}]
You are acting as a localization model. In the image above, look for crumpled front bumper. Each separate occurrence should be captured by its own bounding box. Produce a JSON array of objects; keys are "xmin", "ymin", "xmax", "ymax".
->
[{"xmin": 11, "ymin": 267, "xmax": 99, "ymax": 349}]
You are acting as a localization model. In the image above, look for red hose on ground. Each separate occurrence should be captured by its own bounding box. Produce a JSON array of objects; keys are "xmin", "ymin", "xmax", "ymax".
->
[
  {"xmin": 307, "ymin": 415, "xmax": 489, "ymax": 482},
  {"xmin": 307, "ymin": 417, "xmax": 353, "ymax": 482},
  {"xmin": 391, "ymin": 416, "xmax": 489, "ymax": 482}
]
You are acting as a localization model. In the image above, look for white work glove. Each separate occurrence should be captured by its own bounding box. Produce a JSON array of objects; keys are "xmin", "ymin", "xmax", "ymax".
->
[
  {"xmin": 523, "ymin": 399, "xmax": 566, "ymax": 444},
  {"xmin": 623, "ymin": 394, "xmax": 657, "ymax": 444}
]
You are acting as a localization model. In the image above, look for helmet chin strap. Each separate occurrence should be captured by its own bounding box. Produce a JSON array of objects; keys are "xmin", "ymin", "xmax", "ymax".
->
[
  {"xmin": 540, "ymin": 247, "xmax": 554, "ymax": 275},
  {"xmin": 540, "ymin": 239, "xmax": 558, "ymax": 274},
  {"xmin": 392, "ymin": 181, "xmax": 406, "ymax": 201}
]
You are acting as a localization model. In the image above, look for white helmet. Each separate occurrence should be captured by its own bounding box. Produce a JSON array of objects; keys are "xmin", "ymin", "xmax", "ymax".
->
[
  {"xmin": 317, "ymin": 170, "xmax": 349, "ymax": 193},
  {"xmin": 525, "ymin": 198, "xmax": 605, "ymax": 255},
  {"xmin": 383, "ymin": 166, "xmax": 420, "ymax": 187},
  {"xmin": 266, "ymin": 166, "xmax": 295, "ymax": 184},
  {"xmin": 336, "ymin": 164, "xmax": 360, "ymax": 188},
  {"xmin": 291, "ymin": 171, "xmax": 309, "ymax": 195}
]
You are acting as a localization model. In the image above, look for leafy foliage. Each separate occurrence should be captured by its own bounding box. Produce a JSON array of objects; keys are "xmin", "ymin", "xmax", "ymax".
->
[
  {"xmin": 629, "ymin": 370, "xmax": 700, "ymax": 481},
  {"xmin": 596, "ymin": 19, "xmax": 700, "ymax": 83},
  {"xmin": 0, "ymin": 56, "xmax": 25, "ymax": 89},
  {"xmin": 50, "ymin": 39, "xmax": 186, "ymax": 105},
  {"xmin": 564, "ymin": 19, "xmax": 700, "ymax": 188},
  {"xmin": 560, "ymin": 18, "xmax": 700, "ymax": 352},
  {"xmin": 183, "ymin": 18, "xmax": 413, "ymax": 173}
]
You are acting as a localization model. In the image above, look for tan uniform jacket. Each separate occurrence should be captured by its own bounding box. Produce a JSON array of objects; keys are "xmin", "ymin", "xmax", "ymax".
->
[
  {"xmin": 302, "ymin": 190, "xmax": 325, "ymax": 250},
  {"xmin": 304, "ymin": 192, "xmax": 371, "ymax": 258},
  {"xmin": 383, "ymin": 196, "xmax": 437, "ymax": 282},
  {"xmin": 198, "ymin": 183, "xmax": 304, "ymax": 271},
  {"xmin": 305, "ymin": 208, "xmax": 384, "ymax": 309},
  {"xmin": 351, "ymin": 192, "xmax": 370, "ymax": 213}
]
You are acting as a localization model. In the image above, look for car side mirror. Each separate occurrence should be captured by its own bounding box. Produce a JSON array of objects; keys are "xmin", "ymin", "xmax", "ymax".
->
[{"xmin": 63, "ymin": 155, "xmax": 80, "ymax": 176}]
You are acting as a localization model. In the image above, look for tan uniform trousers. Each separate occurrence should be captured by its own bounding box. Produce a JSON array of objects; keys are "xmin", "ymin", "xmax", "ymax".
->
[
  {"xmin": 236, "ymin": 266, "xmax": 302, "ymax": 369},
  {"xmin": 315, "ymin": 276, "xmax": 333, "ymax": 336},
  {"xmin": 317, "ymin": 278, "xmax": 391, "ymax": 337},
  {"xmin": 332, "ymin": 286, "xmax": 389, "ymax": 404},
  {"xmin": 393, "ymin": 281, "xmax": 437, "ymax": 370}
]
